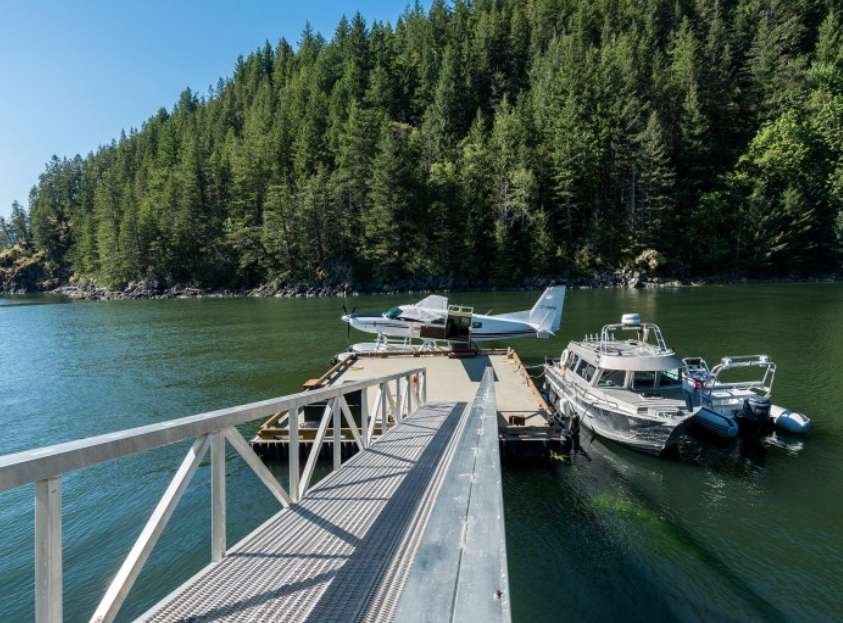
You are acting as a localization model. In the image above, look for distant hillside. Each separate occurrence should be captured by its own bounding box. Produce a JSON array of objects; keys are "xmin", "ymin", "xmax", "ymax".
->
[{"xmin": 3, "ymin": 0, "xmax": 843, "ymax": 290}]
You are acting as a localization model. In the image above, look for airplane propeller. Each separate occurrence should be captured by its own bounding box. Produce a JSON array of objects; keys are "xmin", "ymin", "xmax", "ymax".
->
[{"xmin": 342, "ymin": 303, "xmax": 356, "ymax": 342}]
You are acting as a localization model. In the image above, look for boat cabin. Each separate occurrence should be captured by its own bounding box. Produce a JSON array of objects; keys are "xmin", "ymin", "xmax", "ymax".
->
[{"xmin": 561, "ymin": 318, "xmax": 690, "ymax": 409}]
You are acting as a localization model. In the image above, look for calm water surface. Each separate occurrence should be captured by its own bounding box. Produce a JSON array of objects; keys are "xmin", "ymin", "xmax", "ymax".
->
[{"xmin": 1, "ymin": 285, "xmax": 841, "ymax": 622}]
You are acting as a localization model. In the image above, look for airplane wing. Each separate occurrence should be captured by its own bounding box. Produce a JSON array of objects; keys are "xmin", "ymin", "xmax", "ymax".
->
[
  {"xmin": 414, "ymin": 294, "xmax": 448, "ymax": 311},
  {"xmin": 398, "ymin": 305, "xmax": 446, "ymax": 323},
  {"xmin": 397, "ymin": 295, "xmax": 449, "ymax": 323}
]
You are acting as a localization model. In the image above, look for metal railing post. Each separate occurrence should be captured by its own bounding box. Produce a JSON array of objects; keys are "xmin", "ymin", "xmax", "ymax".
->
[
  {"xmin": 211, "ymin": 431, "xmax": 226, "ymax": 562},
  {"xmin": 333, "ymin": 397, "xmax": 342, "ymax": 470},
  {"xmin": 399, "ymin": 378, "xmax": 405, "ymax": 421},
  {"xmin": 360, "ymin": 390, "xmax": 369, "ymax": 449},
  {"xmin": 381, "ymin": 382, "xmax": 388, "ymax": 437},
  {"xmin": 423, "ymin": 370, "xmax": 428, "ymax": 404},
  {"xmin": 407, "ymin": 375, "xmax": 412, "ymax": 414},
  {"xmin": 289, "ymin": 408, "xmax": 300, "ymax": 502},
  {"xmin": 35, "ymin": 476, "xmax": 62, "ymax": 623}
]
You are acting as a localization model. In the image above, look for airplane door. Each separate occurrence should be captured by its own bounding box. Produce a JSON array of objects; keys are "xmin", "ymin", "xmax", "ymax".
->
[{"xmin": 445, "ymin": 305, "xmax": 473, "ymax": 342}]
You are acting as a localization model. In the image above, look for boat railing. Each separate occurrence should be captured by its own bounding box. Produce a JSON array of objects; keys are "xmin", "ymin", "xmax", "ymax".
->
[
  {"xmin": 559, "ymin": 370, "xmax": 627, "ymax": 414},
  {"xmin": 0, "ymin": 367, "xmax": 427, "ymax": 623},
  {"xmin": 597, "ymin": 322, "xmax": 670, "ymax": 355},
  {"xmin": 707, "ymin": 355, "xmax": 775, "ymax": 399}
]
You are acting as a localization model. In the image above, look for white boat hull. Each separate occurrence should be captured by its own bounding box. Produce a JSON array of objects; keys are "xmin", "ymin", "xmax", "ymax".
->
[{"xmin": 545, "ymin": 367, "xmax": 693, "ymax": 455}]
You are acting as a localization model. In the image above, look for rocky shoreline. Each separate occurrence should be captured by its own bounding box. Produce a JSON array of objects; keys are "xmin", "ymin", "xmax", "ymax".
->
[{"xmin": 27, "ymin": 271, "xmax": 841, "ymax": 301}]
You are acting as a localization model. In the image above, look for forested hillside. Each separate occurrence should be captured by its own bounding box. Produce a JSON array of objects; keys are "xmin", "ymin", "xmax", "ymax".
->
[{"xmin": 3, "ymin": 0, "xmax": 843, "ymax": 290}]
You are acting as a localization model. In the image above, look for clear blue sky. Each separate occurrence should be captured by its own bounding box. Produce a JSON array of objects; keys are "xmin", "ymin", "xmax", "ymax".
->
[{"xmin": 0, "ymin": 0, "xmax": 427, "ymax": 219}]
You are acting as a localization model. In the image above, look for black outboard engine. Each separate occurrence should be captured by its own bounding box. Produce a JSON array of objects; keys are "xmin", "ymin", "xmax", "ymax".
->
[{"xmin": 738, "ymin": 396, "xmax": 772, "ymax": 435}]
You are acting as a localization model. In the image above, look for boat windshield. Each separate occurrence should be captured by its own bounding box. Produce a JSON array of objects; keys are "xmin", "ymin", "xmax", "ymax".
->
[
  {"xmin": 597, "ymin": 369, "xmax": 626, "ymax": 388},
  {"xmin": 632, "ymin": 369, "xmax": 683, "ymax": 390},
  {"xmin": 632, "ymin": 371, "xmax": 656, "ymax": 389},
  {"xmin": 384, "ymin": 307, "xmax": 402, "ymax": 319}
]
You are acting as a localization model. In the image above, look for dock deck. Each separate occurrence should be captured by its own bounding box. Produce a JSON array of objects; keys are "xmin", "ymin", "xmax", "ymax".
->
[
  {"xmin": 252, "ymin": 351, "xmax": 559, "ymax": 457},
  {"xmin": 334, "ymin": 353, "xmax": 545, "ymax": 425}
]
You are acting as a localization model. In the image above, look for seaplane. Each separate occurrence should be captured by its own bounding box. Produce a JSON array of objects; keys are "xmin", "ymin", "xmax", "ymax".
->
[{"xmin": 339, "ymin": 286, "xmax": 566, "ymax": 354}]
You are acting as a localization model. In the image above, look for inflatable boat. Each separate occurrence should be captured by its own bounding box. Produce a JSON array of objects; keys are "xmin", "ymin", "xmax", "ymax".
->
[{"xmin": 683, "ymin": 355, "xmax": 812, "ymax": 438}]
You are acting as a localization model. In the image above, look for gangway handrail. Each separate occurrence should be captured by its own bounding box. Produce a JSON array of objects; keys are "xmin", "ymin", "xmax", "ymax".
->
[
  {"xmin": 0, "ymin": 367, "xmax": 428, "ymax": 623},
  {"xmin": 392, "ymin": 367, "xmax": 511, "ymax": 623}
]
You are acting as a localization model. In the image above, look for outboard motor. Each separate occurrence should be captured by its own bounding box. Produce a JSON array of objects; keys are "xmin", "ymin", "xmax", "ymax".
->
[{"xmin": 739, "ymin": 396, "xmax": 772, "ymax": 435}]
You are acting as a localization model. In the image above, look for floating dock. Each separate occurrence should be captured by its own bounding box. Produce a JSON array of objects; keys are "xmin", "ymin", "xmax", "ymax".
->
[
  {"xmin": 251, "ymin": 348, "xmax": 561, "ymax": 459},
  {"xmin": 0, "ymin": 348, "xmax": 555, "ymax": 623}
]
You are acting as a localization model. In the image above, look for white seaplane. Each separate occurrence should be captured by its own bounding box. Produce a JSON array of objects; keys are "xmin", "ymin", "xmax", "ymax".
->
[{"xmin": 340, "ymin": 286, "xmax": 565, "ymax": 353}]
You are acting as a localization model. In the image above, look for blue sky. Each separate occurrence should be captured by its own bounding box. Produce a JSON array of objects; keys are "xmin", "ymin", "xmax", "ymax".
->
[{"xmin": 0, "ymin": 0, "xmax": 427, "ymax": 219}]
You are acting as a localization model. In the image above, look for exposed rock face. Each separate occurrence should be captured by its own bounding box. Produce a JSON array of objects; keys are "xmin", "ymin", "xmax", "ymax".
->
[
  {"xmin": 0, "ymin": 246, "xmax": 52, "ymax": 294},
  {"xmin": 31, "ymin": 271, "xmax": 843, "ymax": 301}
]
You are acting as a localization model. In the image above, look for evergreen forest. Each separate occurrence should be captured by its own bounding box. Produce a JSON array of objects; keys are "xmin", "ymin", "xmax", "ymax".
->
[{"xmin": 3, "ymin": 0, "xmax": 843, "ymax": 290}]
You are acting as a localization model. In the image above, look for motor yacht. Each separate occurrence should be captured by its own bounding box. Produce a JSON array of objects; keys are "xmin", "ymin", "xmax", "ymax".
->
[{"xmin": 544, "ymin": 314, "xmax": 698, "ymax": 455}]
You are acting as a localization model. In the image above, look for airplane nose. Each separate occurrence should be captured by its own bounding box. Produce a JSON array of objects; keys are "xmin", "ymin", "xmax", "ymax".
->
[{"xmin": 341, "ymin": 315, "xmax": 350, "ymax": 323}]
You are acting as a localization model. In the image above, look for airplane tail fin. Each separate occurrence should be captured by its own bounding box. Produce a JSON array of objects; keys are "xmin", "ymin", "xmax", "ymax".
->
[{"xmin": 528, "ymin": 286, "xmax": 566, "ymax": 337}]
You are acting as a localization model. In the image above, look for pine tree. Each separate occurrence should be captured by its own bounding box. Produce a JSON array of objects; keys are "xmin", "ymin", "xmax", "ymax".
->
[{"xmin": 366, "ymin": 121, "xmax": 420, "ymax": 281}]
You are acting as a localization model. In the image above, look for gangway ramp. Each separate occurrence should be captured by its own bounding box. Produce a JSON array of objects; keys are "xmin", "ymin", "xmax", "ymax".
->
[
  {"xmin": 0, "ymin": 366, "xmax": 510, "ymax": 623},
  {"xmin": 140, "ymin": 402, "xmax": 467, "ymax": 622}
]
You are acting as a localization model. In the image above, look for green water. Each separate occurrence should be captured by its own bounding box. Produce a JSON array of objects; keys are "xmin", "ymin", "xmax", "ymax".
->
[{"xmin": 1, "ymin": 285, "xmax": 842, "ymax": 622}]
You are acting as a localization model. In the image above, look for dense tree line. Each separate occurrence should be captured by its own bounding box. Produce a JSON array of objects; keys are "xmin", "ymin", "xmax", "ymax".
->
[{"xmin": 5, "ymin": 0, "xmax": 843, "ymax": 289}]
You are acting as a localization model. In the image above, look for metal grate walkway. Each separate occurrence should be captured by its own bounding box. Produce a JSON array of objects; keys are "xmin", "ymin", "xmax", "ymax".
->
[{"xmin": 138, "ymin": 402, "xmax": 467, "ymax": 623}]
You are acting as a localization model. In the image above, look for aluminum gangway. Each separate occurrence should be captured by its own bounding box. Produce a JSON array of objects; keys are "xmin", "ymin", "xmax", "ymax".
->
[{"xmin": 0, "ymin": 366, "xmax": 510, "ymax": 623}]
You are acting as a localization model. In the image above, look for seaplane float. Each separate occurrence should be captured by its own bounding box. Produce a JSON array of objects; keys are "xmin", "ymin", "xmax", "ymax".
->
[
  {"xmin": 543, "ymin": 313, "xmax": 812, "ymax": 456},
  {"xmin": 337, "ymin": 286, "xmax": 565, "ymax": 356}
]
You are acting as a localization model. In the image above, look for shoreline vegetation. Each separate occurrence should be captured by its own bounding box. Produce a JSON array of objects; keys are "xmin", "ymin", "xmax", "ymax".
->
[
  {"xmin": 3, "ymin": 1, "xmax": 843, "ymax": 295},
  {"xmin": 3, "ymin": 272, "xmax": 835, "ymax": 300}
]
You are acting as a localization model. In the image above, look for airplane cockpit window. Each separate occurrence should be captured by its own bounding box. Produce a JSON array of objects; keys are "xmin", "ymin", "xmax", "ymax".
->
[{"xmin": 384, "ymin": 307, "xmax": 402, "ymax": 319}]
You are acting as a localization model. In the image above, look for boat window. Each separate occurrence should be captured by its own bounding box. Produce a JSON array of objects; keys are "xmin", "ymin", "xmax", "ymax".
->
[
  {"xmin": 658, "ymin": 369, "xmax": 682, "ymax": 387},
  {"xmin": 384, "ymin": 307, "xmax": 402, "ymax": 319},
  {"xmin": 632, "ymin": 371, "xmax": 656, "ymax": 389},
  {"xmin": 569, "ymin": 354, "xmax": 580, "ymax": 369},
  {"xmin": 574, "ymin": 358, "xmax": 588, "ymax": 375},
  {"xmin": 577, "ymin": 362, "xmax": 597, "ymax": 383},
  {"xmin": 472, "ymin": 321, "xmax": 482, "ymax": 329},
  {"xmin": 597, "ymin": 369, "xmax": 626, "ymax": 388}
]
